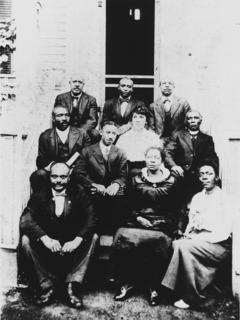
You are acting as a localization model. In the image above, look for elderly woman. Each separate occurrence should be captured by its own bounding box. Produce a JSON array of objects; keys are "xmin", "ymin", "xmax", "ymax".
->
[
  {"xmin": 116, "ymin": 106, "xmax": 161, "ymax": 177},
  {"xmin": 161, "ymin": 161, "xmax": 233, "ymax": 309},
  {"xmin": 112, "ymin": 146, "xmax": 177, "ymax": 306}
]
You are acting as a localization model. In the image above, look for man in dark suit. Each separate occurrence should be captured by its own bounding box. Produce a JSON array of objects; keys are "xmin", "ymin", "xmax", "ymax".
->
[
  {"xmin": 149, "ymin": 78, "xmax": 191, "ymax": 143},
  {"xmin": 54, "ymin": 74, "xmax": 100, "ymax": 142},
  {"xmin": 165, "ymin": 110, "xmax": 219, "ymax": 208},
  {"xmin": 20, "ymin": 162, "xmax": 98, "ymax": 308},
  {"xmin": 101, "ymin": 77, "xmax": 146, "ymax": 137},
  {"xmin": 30, "ymin": 105, "xmax": 91, "ymax": 192},
  {"xmin": 72, "ymin": 121, "xmax": 128, "ymax": 234}
]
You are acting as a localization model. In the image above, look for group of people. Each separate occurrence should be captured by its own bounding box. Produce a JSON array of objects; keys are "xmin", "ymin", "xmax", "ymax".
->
[{"xmin": 19, "ymin": 74, "xmax": 232, "ymax": 311}]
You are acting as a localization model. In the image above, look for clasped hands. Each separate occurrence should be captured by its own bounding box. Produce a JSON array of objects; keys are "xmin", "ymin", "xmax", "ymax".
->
[
  {"xmin": 40, "ymin": 235, "xmax": 83, "ymax": 254},
  {"xmin": 90, "ymin": 182, "xmax": 120, "ymax": 196}
]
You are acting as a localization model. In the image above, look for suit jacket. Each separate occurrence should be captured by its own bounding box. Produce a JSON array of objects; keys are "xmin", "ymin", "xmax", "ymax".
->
[
  {"xmin": 164, "ymin": 129, "xmax": 219, "ymax": 173},
  {"xmin": 55, "ymin": 91, "xmax": 98, "ymax": 131},
  {"xmin": 36, "ymin": 126, "xmax": 91, "ymax": 169},
  {"xmin": 73, "ymin": 143, "xmax": 128, "ymax": 192},
  {"xmin": 101, "ymin": 97, "xmax": 146, "ymax": 127},
  {"xmin": 20, "ymin": 184, "xmax": 96, "ymax": 242},
  {"xmin": 149, "ymin": 95, "xmax": 191, "ymax": 137}
]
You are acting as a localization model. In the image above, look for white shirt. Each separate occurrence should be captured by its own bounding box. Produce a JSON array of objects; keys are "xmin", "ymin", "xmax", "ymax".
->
[
  {"xmin": 116, "ymin": 128, "xmax": 161, "ymax": 162},
  {"xmin": 162, "ymin": 95, "xmax": 172, "ymax": 112},
  {"xmin": 52, "ymin": 189, "xmax": 66, "ymax": 217},
  {"xmin": 184, "ymin": 187, "xmax": 233, "ymax": 243},
  {"xmin": 56, "ymin": 127, "xmax": 70, "ymax": 144},
  {"xmin": 71, "ymin": 92, "xmax": 82, "ymax": 108},
  {"xmin": 99, "ymin": 141, "xmax": 111, "ymax": 160}
]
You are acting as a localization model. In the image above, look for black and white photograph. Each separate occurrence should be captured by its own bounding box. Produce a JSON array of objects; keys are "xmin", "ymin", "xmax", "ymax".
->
[{"xmin": 0, "ymin": 0, "xmax": 239, "ymax": 319}]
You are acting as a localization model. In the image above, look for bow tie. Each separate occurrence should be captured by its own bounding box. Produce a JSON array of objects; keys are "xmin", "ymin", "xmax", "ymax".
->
[
  {"xmin": 54, "ymin": 191, "xmax": 66, "ymax": 198},
  {"xmin": 119, "ymin": 97, "xmax": 130, "ymax": 103}
]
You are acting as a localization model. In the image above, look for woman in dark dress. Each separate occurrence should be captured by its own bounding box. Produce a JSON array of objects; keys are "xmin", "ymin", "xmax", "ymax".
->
[{"xmin": 112, "ymin": 146, "xmax": 177, "ymax": 306}]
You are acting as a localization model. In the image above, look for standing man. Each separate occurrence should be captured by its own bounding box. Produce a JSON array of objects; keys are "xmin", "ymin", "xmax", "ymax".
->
[
  {"xmin": 55, "ymin": 74, "xmax": 100, "ymax": 142},
  {"xmin": 72, "ymin": 121, "xmax": 128, "ymax": 234},
  {"xmin": 30, "ymin": 105, "xmax": 90, "ymax": 192},
  {"xmin": 21, "ymin": 162, "xmax": 98, "ymax": 308},
  {"xmin": 164, "ymin": 110, "xmax": 219, "ymax": 207},
  {"xmin": 101, "ymin": 77, "xmax": 146, "ymax": 137},
  {"xmin": 149, "ymin": 78, "xmax": 191, "ymax": 143}
]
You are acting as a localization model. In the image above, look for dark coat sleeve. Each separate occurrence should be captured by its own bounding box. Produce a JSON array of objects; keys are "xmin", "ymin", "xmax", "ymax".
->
[
  {"xmin": 164, "ymin": 132, "xmax": 179, "ymax": 168},
  {"xmin": 20, "ymin": 194, "xmax": 47, "ymax": 241},
  {"xmin": 36, "ymin": 132, "xmax": 52, "ymax": 169},
  {"xmin": 74, "ymin": 186, "xmax": 96, "ymax": 238},
  {"xmin": 81, "ymin": 96, "xmax": 99, "ymax": 131},
  {"xmin": 112, "ymin": 150, "xmax": 128, "ymax": 189},
  {"xmin": 72, "ymin": 149, "xmax": 94, "ymax": 190}
]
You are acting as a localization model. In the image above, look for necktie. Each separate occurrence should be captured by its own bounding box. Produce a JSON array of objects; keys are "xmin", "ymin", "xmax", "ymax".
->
[
  {"xmin": 102, "ymin": 147, "xmax": 109, "ymax": 161},
  {"xmin": 54, "ymin": 193, "xmax": 66, "ymax": 217},
  {"xmin": 191, "ymin": 135, "xmax": 197, "ymax": 152}
]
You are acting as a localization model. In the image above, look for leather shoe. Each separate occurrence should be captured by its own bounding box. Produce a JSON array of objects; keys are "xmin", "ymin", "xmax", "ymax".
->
[
  {"xmin": 67, "ymin": 282, "xmax": 83, "ymax": 309},
  {"xmin": 148, "ymin": 289, "xmax": 159, "ymax": 306},
  {"xmin": 35, "ymin": 288, "xmax": 54, "ymax": 306},
  {"xmin": 114, "ymin": 284, "xmax": 134, "ymax": 301}
]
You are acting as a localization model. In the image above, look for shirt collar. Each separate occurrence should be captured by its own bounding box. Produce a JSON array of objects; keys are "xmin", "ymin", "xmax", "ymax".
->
[
  {"xmin": 71, "ymin": 92, "xmax": 82, "ymax": 99},
  {"xmin": 99, "ymin": 140, "xmax": 112, "ymax": 152},
  {"xmin": 52, "ymin": 188, "xmax": 67, "ymax": 197},
  {"xmin": 56, "ymin": 126, "xmax": 70, "ymax": 138}
]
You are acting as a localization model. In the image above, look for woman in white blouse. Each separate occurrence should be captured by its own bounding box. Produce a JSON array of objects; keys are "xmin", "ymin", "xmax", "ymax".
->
[
  {"xmin": 161, "ymin": 161, "xmax": 233, "ymax": 309},
  {"xmin": 117, "ymin": 105, "xmax": 161, "ymax": 177}
]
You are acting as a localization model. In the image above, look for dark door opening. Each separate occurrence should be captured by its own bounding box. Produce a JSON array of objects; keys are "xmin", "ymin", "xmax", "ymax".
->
[{"xmin": 106, "ymin": 0, "xmax": 155, "ymax": 105}]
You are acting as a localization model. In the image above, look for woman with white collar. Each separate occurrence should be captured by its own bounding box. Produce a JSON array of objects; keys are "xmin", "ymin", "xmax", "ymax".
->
[
  {"xmin": 112, "ymin": 146, "xmax": 177, "ymax": 306},
  {"xmin": 161, "ymin": 161, "xmax": 233, "ymax": 309},
  {"xmin": 116, "ymin": 106, "xmax": 162, "ymax": 177}
]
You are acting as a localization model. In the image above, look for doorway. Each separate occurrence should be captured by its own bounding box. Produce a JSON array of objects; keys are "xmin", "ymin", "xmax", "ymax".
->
[{"xmin": 105, "ymin": 0, "xmax": 155, "ymax": 105}]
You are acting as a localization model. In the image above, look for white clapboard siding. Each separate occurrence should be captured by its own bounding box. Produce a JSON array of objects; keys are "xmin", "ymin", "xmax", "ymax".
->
[{"xmin": 0, "ymin": 133, "xmax": 23, "ymax": 249}]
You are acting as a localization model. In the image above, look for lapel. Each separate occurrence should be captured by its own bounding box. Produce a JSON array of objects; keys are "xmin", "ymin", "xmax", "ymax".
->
[
  {"xmin": 115, "ymin": 97, "xmax": 122, "ymax": 118},
  {"xmin": 77, "ymin": 92, "xmax": 88, "ymax": 116},
  {"xmin": 156, "ymin": 98, "xmax": 166, "ymax": 120},
  {"xmin": 107, "ymin": 145, "xmax": 117, "ymax": 171},
  {"xmin": 170, "ymin": 95, "xmax": 180, "ymax": 118},
  {"xmin": 92, "ymin": 143, "xmax": 106, "ymax": 176},
  {"xmin": 49, "ymin": 129, "xmax": 58, "ymax": 157},
  {"xmin": 63, "ymin": 193, "xmax": 72, "ymax": 219},
  {"xmin": 123, "ymin": 99, "xmax": 135, "ymax": 118},
  {"xmin": 195, "ymin": 131, "xmax": 205, "ymax": 152},
  {"xmin": 182, "ymin": 130, "xmax": 194, "ymax": 152},
  {"xmin": 68, "ymin": 127, "xmax": 79, "ymax": 154}
]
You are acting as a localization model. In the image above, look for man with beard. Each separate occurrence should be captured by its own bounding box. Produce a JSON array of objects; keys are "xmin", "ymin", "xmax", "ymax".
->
[
  {"xmin": 72, "ymin": 121, "xmax": 128, "ymax": 234},
  {"xmin": 20, "ymin": 162, "xmax": 98, "ymax": 308},
  {"xmin": 101, "ymin": 77, "xmax": 146, "ymax": 137},
  {"xmin": 30, "ymin": 105, "xmax": 90, "ymax": 192},
  {"xmin": 149, "ymin": 78, "xmax": 191, "ymax": 144},
  {"xmin": 54, "ymin": 74, "xmax": 100, "ymax": 143},
  {"xmin": 164, "ymin": 110, "xmax": 219, "ymax": 212}
]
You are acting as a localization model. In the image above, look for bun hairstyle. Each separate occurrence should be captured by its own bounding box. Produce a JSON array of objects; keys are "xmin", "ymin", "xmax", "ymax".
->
[{"xmin": 131, "ymin": 105, "xmax": 151, "ymax": 126}]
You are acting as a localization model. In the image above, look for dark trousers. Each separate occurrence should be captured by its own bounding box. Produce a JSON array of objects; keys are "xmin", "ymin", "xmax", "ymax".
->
[{"xmin": 21, "ymin": 234, "xmax": 98, "ymax": 291}]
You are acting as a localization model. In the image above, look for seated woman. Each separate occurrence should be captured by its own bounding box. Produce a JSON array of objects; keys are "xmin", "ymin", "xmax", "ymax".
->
[
  {"xmin": 161, "ymin": 161, "xmax": 233, "ymax": 309},
  {"xmin": 112, "ymin": 146, "xmax": 177, "ymax": 306},
  {"xmin": 116, "ymin": 106, "xmax": 161, "ymax": 177}
]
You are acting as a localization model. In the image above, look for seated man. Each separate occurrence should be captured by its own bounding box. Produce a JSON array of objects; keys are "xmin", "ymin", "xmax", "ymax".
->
[
  {"xmin": 54, "ymin": 74, "xmax": 100, "ymax": 143},
  {"xmin": 20, "ymin": 162, "xmax": 98, "ymax": 308},
  {"xmin": 72, "ymin": 121, "xmax": 128, "ymax": 234},
  {"xmin": 30, "ymin": 104, "xmax": 90, "ymax": 192},
  {"xmin": 164, "ymin": 110, "xmax": 219, "ymax": 208},
  {"xmin": 101, "ymin": 77, "xmax": 146, "ymax": 137},
  {"xmin": 149, "ymin": 78, "xmax": 191, "ymax": 144},
  {"xmin": 161, "ymin": 161, "xmax": 233, "ymax": 309}
]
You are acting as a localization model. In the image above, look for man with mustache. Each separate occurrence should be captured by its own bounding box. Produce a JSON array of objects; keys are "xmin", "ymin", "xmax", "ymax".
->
[
  {"xmin": 55, "ymin": 74, "xmax": 100, "ymax": 143},
  {"xmin": 30, "ymin": 105, "xmax": 91, "ymax": 192},
  {"xmin": 72, "ymin": 121, "xmax": 128, "ymax": 234},
  {"xmin": 20, "ymin": 162, "xmax": 98, "ymax": 308}
]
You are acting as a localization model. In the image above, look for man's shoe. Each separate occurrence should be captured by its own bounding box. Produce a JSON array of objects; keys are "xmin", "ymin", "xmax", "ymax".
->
[
  {"xmin": 66, "ymin": 282, "xmax": 83, "ymax": 309},
  {"xmin": 35, "ymin": 288, "xmax": 54, "ymax": 306},
  {"xmin": 148, "ymin": 289, "xmax": 159, "ymax": 306},
  {"xmin": 114, "ymin": 284, "xmax": 134, "ymax": 301}
]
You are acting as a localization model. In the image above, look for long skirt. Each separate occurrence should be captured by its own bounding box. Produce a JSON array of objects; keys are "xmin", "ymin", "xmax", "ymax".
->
[
  {"xmin": 161, "ymin": 238, "xmax": 231, "ymax": 303},
  {"xmin": 112, "ymin": 227, "xmax": 173, "ymax": 288}
]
